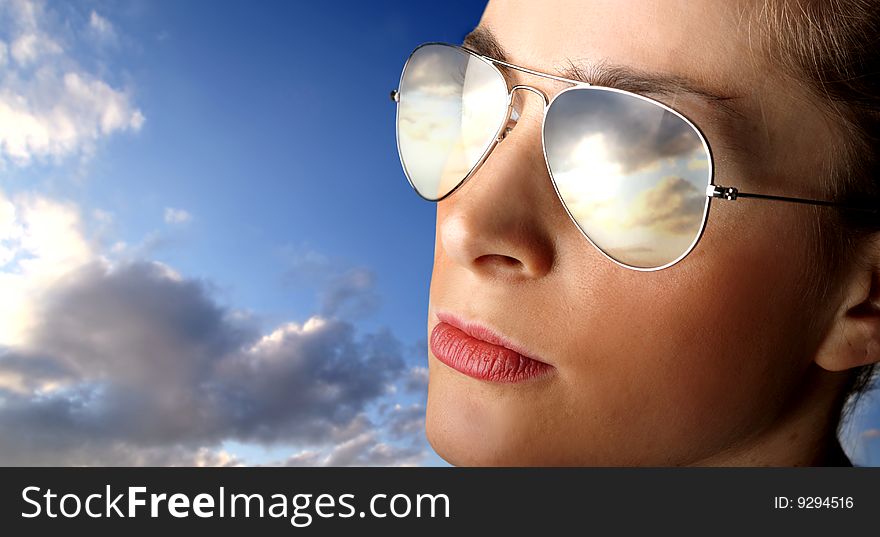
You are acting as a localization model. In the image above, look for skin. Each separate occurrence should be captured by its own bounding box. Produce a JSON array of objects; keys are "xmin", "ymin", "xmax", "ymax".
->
[{"xmin": 424, "ymin": 0, "xmax": 880, "ymax": 466}]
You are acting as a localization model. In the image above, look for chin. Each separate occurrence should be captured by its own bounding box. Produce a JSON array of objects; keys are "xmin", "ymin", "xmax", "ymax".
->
[
  {"xmin": 425, "ymin": 377, "xmax": 566, "ymax": 466},
  {"xmin": 424, "ymin": 411, "xmax": 519, "ymax": 466}
]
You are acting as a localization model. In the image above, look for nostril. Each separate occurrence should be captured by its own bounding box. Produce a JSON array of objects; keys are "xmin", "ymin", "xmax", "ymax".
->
[{"xmin": 474, "ymin": 254, "xmax": 524, "ymax": 271}]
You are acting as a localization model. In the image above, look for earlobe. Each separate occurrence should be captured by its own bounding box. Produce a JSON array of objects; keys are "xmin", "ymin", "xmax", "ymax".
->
[{"xmin": 814, "ymin": 265, "xmax": 880, "ymax": 372}]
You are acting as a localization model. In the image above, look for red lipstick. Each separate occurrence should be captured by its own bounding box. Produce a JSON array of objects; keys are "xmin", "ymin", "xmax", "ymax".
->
[{"xmin": 430, "ymin": 312, "xmax": 553, "ymax": 383}]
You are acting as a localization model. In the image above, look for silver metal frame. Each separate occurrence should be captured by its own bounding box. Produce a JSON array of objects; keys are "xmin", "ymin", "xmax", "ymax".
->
[{"xmin": 391, "ymin": 42, "xmax": 878, "ymax": 271}]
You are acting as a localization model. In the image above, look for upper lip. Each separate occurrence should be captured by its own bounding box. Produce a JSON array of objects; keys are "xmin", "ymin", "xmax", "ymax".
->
[{"xmin": 434, "ymin": 310, "xmax": 551, "ymax": 366}]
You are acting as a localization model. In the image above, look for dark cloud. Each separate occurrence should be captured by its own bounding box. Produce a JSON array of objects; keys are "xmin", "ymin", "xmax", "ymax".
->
[
  {"xmin": 545, "ymin": 88, "xmax": 705, "ymax": 175},
  {"xmin": 0, "ymin": 260, "xmax": 414, "ymax": 465},
  {"xmin": 384, "ymin": 403, "xmax": 425, "ymax": 440},
  {"xmin": 0, "ymin": 352, "xmax": 78, "ymax": 391},
  {"xmin": 402, "ymin": 366, "xmax": 429, "ymax": 393}
]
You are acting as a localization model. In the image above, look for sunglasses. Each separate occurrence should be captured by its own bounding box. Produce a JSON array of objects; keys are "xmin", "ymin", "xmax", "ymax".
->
[{"xmin": 391, "ymin": 42, "xmax": 875, "ymax": 271}]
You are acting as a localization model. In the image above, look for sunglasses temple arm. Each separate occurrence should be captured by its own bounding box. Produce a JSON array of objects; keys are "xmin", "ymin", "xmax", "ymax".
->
[{"xmin": 708, "ymin": 185, "xmax": 878, "ymax": 215}]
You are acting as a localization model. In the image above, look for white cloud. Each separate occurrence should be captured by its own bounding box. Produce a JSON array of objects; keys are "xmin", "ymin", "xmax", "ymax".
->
[
  {"xmin": 9, "ymin": 31, "xmax": 61, "ymax": 65},
  {"xmin": 0, "ymin": 0, "xmax": 143, "ymax": 167},
  {"xmin": 164, "ymin": 207, "xmax": 192, "ymax": 224},
  {"xmin": 88, "ymin": 10, "xmax": 115, "ymax": 41}
]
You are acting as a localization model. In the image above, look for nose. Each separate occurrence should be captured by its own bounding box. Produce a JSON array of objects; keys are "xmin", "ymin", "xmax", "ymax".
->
[{"xmin": 437, "ymin": 91, "xmax": 557, "ymax": 281}]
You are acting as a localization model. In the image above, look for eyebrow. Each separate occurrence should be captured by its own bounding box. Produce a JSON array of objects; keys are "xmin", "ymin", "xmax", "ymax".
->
[{"xmin": 462, "ymin": 26, "xmax": 745, "ymax": 120}]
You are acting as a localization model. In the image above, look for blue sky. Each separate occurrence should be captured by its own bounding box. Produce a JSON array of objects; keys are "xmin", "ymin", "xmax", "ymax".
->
[{"xmin": 0, "ymin": 0, "xmax": 877, "ymax": 466}]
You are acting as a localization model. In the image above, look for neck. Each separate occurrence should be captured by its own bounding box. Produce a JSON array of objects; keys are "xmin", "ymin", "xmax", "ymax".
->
[{"xmin": 694, "ymin": 364, "xmax": 854, "ymax": 467}]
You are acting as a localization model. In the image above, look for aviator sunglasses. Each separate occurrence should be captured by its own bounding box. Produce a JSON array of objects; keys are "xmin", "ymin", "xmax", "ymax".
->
[{"xmin": 391, "ymin": 42, "xmax": 876, "ymax": 271}]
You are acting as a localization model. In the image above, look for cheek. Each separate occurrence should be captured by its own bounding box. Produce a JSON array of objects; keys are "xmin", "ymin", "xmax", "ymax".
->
[{"xmin": 558, "ymin": 203, "xmax": 819, "ymax": 462}]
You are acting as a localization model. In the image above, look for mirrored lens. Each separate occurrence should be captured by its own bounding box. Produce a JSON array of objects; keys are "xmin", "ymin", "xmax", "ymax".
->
[
  {"xmin": 397, "ymin": 44, "xmax": 510, "ymax": 200},
  {"xmin": 543, "ymin": 87, "xmax": 712, "ymax": 269}
]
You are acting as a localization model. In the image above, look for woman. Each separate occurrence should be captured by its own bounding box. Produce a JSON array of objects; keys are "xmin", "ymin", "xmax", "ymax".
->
[{"xmin": 392, "ymin": 0, "xmax": 880, "ymax": 465}]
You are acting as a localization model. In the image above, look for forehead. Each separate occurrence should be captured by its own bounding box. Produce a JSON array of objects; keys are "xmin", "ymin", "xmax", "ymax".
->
[{"xmin": 480, "ymin": 0, "xmax": 760, "ymax": 92}]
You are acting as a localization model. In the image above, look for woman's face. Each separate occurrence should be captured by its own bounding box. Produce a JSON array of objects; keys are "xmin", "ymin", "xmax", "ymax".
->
[{"xmin": 425, "ymin": 0, "xmax": 846, "ymax": 465}]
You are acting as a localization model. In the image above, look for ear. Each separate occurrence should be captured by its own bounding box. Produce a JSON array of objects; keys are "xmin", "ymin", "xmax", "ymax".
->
[{"xmin": 814, "ymin": 254, "xmax": 880, "ymax": 372}]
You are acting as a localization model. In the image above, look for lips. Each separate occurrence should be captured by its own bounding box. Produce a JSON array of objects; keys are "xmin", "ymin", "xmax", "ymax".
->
[{"xmin": 429, "ymin": 313, "xmax": 553, "ymax": 383}]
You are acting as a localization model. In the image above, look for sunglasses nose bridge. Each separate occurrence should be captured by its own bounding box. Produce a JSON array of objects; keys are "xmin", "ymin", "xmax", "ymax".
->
[
  {"xmin": 496, "ymin": 85, "xmax": 549, "ymax": 143},
  {"xmin": 510, "ymin": 84, "xmax": 550, "ymax": 106}
]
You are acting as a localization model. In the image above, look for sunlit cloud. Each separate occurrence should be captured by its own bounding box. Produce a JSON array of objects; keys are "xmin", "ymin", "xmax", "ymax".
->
[{"xmin": 0, "ymin": 189, "xmax": 93, "ymax": 347}]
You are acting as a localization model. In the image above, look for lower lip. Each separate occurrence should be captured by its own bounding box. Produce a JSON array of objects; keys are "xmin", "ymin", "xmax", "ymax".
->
[{"xmin": 429, "ymin": 322, "xmax": 553, "ymax": 383}]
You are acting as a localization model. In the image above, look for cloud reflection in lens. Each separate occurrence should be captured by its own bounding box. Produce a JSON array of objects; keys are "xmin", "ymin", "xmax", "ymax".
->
[
  {"xmin": 544, "ymin": 87, "xmax": 711, "ymax": 268},
  {"xmin": 397, "ymin": 45, "xmax": 509, "ymax": 200}
]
